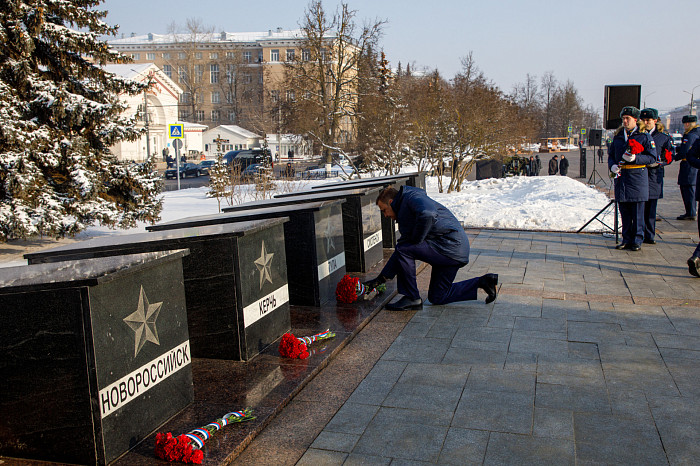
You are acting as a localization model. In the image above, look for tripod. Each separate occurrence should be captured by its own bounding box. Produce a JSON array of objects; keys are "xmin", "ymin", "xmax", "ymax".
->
[
  {"xmin": 577, "ymin": 199, "xmax": 621, "ymax": 243},
  {"xmin": 587, "ymin": 144, "xmax": 606, "ymax": 186}
]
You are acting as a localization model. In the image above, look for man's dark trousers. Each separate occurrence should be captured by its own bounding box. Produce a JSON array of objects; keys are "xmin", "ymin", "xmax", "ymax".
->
[
  {"xmin": 381, "ymin": 241, "xmax": 479, "ymax": 304},
  {"xmin": 681, "ymin": 184, "xmax": 697, "ymax": 217},
  {"xmin": 619, "ymin": 201, "xmax": 644, "ymax": 246}
]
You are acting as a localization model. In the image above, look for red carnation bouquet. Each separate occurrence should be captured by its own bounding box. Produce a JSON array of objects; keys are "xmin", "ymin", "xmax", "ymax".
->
[
  {"xmin": 624, "ymin": 139, "xmax": 644, "ymax": 161},
  {"xmin": 154, "ymin": 409, "xmax": 255, "ymax": 463},
  {"xmin": 335, "ymin": 275, "xmax": 386, "ymax": 303},
  {"xmin": 278, "ymin": 330, "xmax": 336, "ymax": 359},
  {"xmin": 664, "ymin": 148, "xmax": 673, "ymax": 164}
]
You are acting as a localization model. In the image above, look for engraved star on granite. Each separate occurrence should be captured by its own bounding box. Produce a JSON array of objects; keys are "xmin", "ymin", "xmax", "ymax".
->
[
  {"xmin": 324, "ymin": 218, "xmax": 335, "ymax": 253},
  {"xmin": 123, "ymin": 286, "xmax": 162, "ymax": 357},
  {"xmin": 254, "ymin": 240, "xmax": 274, "ymax": 289}
]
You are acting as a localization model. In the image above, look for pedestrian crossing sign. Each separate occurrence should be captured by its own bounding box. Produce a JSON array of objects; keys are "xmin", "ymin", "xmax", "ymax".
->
[{"xmin": 169, "ymin": 124, "xmax": 184, "ymax": 139}]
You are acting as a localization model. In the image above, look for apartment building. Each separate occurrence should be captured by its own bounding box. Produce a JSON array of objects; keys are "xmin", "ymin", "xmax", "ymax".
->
[{"xmin": 108, "ymin": 28, "xmax": 346, "ymax": 137}]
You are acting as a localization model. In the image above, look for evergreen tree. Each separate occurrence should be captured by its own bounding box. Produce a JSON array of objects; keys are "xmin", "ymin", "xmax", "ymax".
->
[{"xmin": 0, "ymin": 0, "xmax": 163, "ymax": 240}]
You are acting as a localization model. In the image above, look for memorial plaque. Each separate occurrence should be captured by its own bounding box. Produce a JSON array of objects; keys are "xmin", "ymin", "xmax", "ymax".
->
[
  {"xmin": 222, "ymin": 187, "xmax": 382, "ymax": 272},
  {"xmin": 148, "ymin": 200, "xmax": 345, "ymax": 306},
  {"xmin": 0, "ymin": 251, "xmax": 192, "ymax": 465},
  {"xmin": 302, "ymin": 179, "xmax": 408, "ymax": 248},
  {"xmin": 25, "ymin": 219, "xmax": 289, "ymax": 361}
]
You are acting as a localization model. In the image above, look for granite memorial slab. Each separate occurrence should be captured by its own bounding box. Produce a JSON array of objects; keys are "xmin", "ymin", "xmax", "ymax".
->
[
  {"xmin": 303, "ymin": 179, "xmax": 408, "ymax": 248},
  {"xmin": 0, "ymin": 250, "xmax": 192, "ymax": 464},
  {"xmin": 146, "ymin": 200, "xmax": 346, "ymax": 306},
  {"xmin": 222, "ymin": 187, "xmax": 382, "ymax": 273},
  {"xmin": 25, "ymin": 219, "xmax": 290, "ymax": 361},
  {"xmin": 311, "ymin": 171, "xmax": 426, "ymax": 190}
]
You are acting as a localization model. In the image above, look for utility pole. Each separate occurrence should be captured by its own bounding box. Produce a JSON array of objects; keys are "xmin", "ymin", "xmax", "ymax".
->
[{"xmin": 683, "ymin": 84, "xmax": 700, "ymax": 115}]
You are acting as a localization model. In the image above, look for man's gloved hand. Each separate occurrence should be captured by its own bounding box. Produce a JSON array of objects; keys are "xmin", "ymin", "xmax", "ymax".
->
[
  {"xmin": 622, "ymin": 152, "xmax": 636, "ymax": 162},
  {"xmin": 610, "ymin": 164, "xmax": 620, "ymax": 174},
  {"xmin": 363, "ymin": 275, "xmax": 386, "ymax": 291}
]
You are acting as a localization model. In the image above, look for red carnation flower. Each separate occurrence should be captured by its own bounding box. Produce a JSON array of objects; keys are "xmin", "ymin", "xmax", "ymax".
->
[
  {"xmin": 664, "ymin": 149, "xmax": 673, "ymax": 164},
  {"xmin": 627, "ymin": 139, "xmax": 644, "ymax": 155},
  {"xmin": 278, "ymin": 332, "xmax": 309, "ymax": 359}
]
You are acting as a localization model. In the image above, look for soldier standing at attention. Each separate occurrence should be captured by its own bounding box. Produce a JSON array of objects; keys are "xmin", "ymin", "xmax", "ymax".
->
[
  {"xmin": 680, "ymin": 117, "xmax": 700, "ymax": 276},
  {"xmin": 640, "ymin": 108, "xmax": 674, "ymax": 244},
  {"xmin": 675, "ymin": 115, "xmax": 699, "ymax": 220},
  {"xmin": 608, "ymin": 106, "xmax": 658, "ymax": 251}
]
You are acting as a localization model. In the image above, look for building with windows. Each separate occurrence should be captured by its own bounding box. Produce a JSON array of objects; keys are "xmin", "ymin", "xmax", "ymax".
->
[
  {"xmin": 108, "ymin": 28, "xmax": 357, "ymax": 147},
  {"xmin": 103, "ymin": 63, "xmax": 181, "ymax": 161},
  {"xmin": 202, "ymin": 125, "xmax": 262, "ymax": 158}
]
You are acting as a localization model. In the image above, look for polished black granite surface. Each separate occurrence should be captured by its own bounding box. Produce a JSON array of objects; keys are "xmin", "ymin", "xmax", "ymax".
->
[
  {"xmin": 106, "ymin": 250, "xmax": 402, "ymax": 466},
  {"xmin": 310, "ymin": 171, "xmax": 426, "ymax": 190},
  {"xmin": 24, "ymin": 219, "xmax": 291, "ymax": 362},
  {"xmin": 146, "ymin": 201, "xmax": 347, "ymax": 307},
  {"xmin": 222, "ymin": 188, "xmax": 383, "ymax": 273},
  {"xmin": 0, "ymin": 250, "xmax": 193, "ymax": 464}
]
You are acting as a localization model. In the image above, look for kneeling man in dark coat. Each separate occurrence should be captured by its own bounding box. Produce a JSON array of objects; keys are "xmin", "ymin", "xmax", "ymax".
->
[{"xmin": 363, "ymin": 186, "xmax": 498, "ymax": 311}]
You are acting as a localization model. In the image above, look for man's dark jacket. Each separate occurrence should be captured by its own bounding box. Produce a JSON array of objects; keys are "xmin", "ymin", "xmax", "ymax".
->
[
  {"xmin": 675, "ymin": 126, "xmax": 700, "ymax": 186},
  {"xmin": 559, "ymin": 157, "xmax": 569, "ymax": 176},
  {"xmin": 681, "ymin": 126, "xmax": 700, "ymax": 200},
  {"xmin": 548, "ymin": 157, "xmax": 558, "ymax": 175},
  {"xmin": 607, "ymin": 127, "xmax": 657, "ymax": 202},
  {"xmin": 391, "ymin": 186, "xmax": 470, "ymax": 264}
]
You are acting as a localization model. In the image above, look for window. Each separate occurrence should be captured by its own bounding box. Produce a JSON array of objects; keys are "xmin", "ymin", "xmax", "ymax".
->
[
  {"xmin": 179, "ymin": 92, "xmax": 190, "ymax": 104},
  {"xmin": 162, "ymin": 64, "xmax": 172, "ymax": 78},
  {"xmin": 162, "ymin": 52, "xmax": 170, "ymax": 60},
  {"xmin": 210, "ymin": 64, "xmax": 219, "ymax": 83},
  {"xmin": 228, "ymin": 111, "xmax": 236, "ymax": 122},
  {"xmin": 196, "ymin": 92, "xmax": 203, "ymax": 104},
  {"xmin": 270, "ymin": 90, "xmax": 280, "ymax": 103},
  {"xmin": 194, "ymin": 64, "xmax": 203, "ymax": 83},
  {"xmin": 320, "ymin": 48, "xmax": 327, "ymax": 61},
  {"xmin": 226, "ymin": 91, "xmax": 233, "ymax": 104},
  {"xmin": 226, "ymin": 64, "xmax": 235, "ymax": 84},
  {"xmin": 243, "ymin": 73, "xmax": 252, "ymax": 84},
  {"xmin": 211, "ymin": 91, "xmax": 220, "ymax": 104},
  {"xmin": 258, "ymin": 51, "xmax": 263, "ymax": 63},
  {"xmin": 195, "ymin": 52, "xmax": 202, "ymax": 60},
  {"xmin": 132, "ymin": 53, "xmax": 140, "ymax": 60},
  {"xmin": 178, "ymin": 52, "xmax": 186, "ymax": 60},
  {"xmin": 286, "ymin": 90, "xmax": 295, "ymax": 102},
  {"xmin": 270, "ymin": 49, "xmax": 279, "ymax": 61},
  {"xmin": 211, "ymin": 110, "xmax": 219, "ymax": 121},
  {"xmin": 286, "ymin": 49, "xmax": 295, "ymax": 61},
  {"xmin": 178, "ymin": 65, "xmax": 187, "ymax": 83},
  {"xmin": 243, "ymin": 51, "xmax": 251, "ymax": 63},
  {"xmin": 195, "ymin": 110, "xmax": 204, "ymax": 121},
  {"xmin": 147, "ymin": 53, "xmax": 155, "ymax": 61},
  {"xmin": 210, "ymin": 52, "xmax": 218, "ymax": 59},
  {"xmin": 302, "ymin": 49, "xmax": 310, "ymax": 61},
  {"xmin": 179, "ymin": 110, "xmax": 189, "ymax": 120},
  {"xmin": 226, "ymin": 51, "xmax": 235, "ymax": 59}
]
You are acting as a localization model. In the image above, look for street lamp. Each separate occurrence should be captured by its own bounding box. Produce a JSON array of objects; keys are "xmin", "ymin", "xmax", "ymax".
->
[
  {"xmin": 643, "ymin": 91, "xmax": 656, "ymax": 108},
  {"xmin": 683, "ymin": 84, "xmax": 700, "ymax": 115}
]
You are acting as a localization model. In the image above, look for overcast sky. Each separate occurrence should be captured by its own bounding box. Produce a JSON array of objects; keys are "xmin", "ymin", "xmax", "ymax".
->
[{"xmin": 99, "ymin": 0, "xmax": 700, "ymax": 114}]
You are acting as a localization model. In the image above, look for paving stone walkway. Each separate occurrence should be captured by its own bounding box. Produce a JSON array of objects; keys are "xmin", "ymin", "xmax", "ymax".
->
[{"xmin": 236, "ymin": 167, "xmax": 700, "ymax": 464}]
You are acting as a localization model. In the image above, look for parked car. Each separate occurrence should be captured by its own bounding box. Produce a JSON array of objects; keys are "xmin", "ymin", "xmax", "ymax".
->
[
  {"xmin": 198, "ymin": 160, "xmax": 216, "ymax": 175},
  {"xmin": 223, "ymin": 148, "xmax": 273, "ymax": 170},
  {"xmin": 240, "ymin": 163, "xmax": 270, "ymax": 181},
  {"xmin": 164, "ymin": 163, "xmax": 201, "ymax": 179}
]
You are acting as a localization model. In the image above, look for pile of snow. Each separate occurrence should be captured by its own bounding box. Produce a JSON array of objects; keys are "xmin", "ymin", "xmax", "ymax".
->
[{"xmin": 426, "ymin": 176, "xmax": 611, "ymax": 232}]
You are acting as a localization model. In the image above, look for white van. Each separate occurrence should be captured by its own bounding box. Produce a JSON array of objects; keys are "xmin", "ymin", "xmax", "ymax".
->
[{"xmin": 672, "ymin": 133, "xmax": 683, "ymax": 147}]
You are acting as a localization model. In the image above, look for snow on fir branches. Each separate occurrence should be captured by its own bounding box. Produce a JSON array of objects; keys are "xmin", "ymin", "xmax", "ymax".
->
[{"xmin": 0, "ymin": 0, "xmax": 162, "ymax": 240}]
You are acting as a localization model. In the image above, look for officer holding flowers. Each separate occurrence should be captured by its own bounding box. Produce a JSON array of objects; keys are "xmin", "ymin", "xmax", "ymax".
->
[{"xmin": 608, "ymin": 106, "xmax": 658, "ymax": 251}]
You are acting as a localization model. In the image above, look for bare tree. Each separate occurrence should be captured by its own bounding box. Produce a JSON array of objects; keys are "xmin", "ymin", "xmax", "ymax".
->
[
  {"xmin": 284, "ymin": 1, "xmax": 385, "ymax": 171},
  {"xmin": 541, "ymin": 71, "xmax": 557, "ymax": 139},
  {"xmin": 215, "ymin": 48, "xmax": 264, "ymax": 129}
]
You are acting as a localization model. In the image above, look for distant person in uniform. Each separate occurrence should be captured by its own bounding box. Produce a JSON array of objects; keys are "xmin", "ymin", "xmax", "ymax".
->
[
  {"xmin": 548, "ymin": 155, "xmax": 559, "ymax": 175},
  {"xmin": 608, "ymin": 106, "xmax": 657, "ymax": 251},
  {"xmin": 559, "ymin": 154, "xmax": 569, "ymax": 176},
  {"xmin": 640, "ymin": 108, "xmax": 674, "ymax": 244},
  {"xmin": 362, "ymin": 186, "xmax": 498, "ymax": 310},
  {"xmin": 675, "ymin": 115, "xmax": 699, "ymax": 220}
]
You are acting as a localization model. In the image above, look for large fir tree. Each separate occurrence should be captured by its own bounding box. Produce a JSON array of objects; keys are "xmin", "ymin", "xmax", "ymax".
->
[{"xmin": 0, "ymin": 0, "xmax": 162, "ymax": 240}]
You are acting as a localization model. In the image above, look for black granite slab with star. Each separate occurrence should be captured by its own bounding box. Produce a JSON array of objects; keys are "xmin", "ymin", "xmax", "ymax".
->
[
  {"xmin": 222, "ymin": 187, "xmax": 383, "ymax": 273},
  {"xmin": 0, "ymin": 250, "xmax": 193, "ymax": 465},
  {"xmin": 24, "ymin": 219, "xmax": 290, "ymax": 362},
  {"xmin": 147, "ymin": 200, "xmax": 346, "ymax": 307},
  {"xmin": 310, "ymin": 171, "xmax": 426, "ymax": 190}
]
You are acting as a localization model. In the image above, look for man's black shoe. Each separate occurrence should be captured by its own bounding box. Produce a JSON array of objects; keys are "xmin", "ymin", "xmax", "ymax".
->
[
  {"xmin": 643, "ymin": 239, "xmax": 656, "ymax": 244},
  {"xmin": 688, "ymin": 256, "xmax": 700, "ymax": 278},
  {"xmin": 628, "ymin": 244, "xmax": 641, "ymax": 251},
  {"xmin": 478, "ymin": 273, "xmax": 499, "ymax": 304},
  {"xmin": 363, "ymin": 275, "xmax": 386, "ymax": 291},
  {"xmin": 615, "ymin": 243, "xmax": 628, "ymax": 250},
  {"xmin": 677, "ymin": 214, "xmax": 696, "ymax": 220},
  {"xmin": 385, "ymin": 296, "xmax": 423, "ymax": 311}
]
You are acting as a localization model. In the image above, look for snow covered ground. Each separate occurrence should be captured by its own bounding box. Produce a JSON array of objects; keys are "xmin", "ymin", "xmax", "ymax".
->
[
  {"xmin": 82, "ymin": 174, "xmax": 613, "ymax": 237},
  {"xmin": 0, "ymin": 175, "xmax": 613, "ymax": 268}
]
